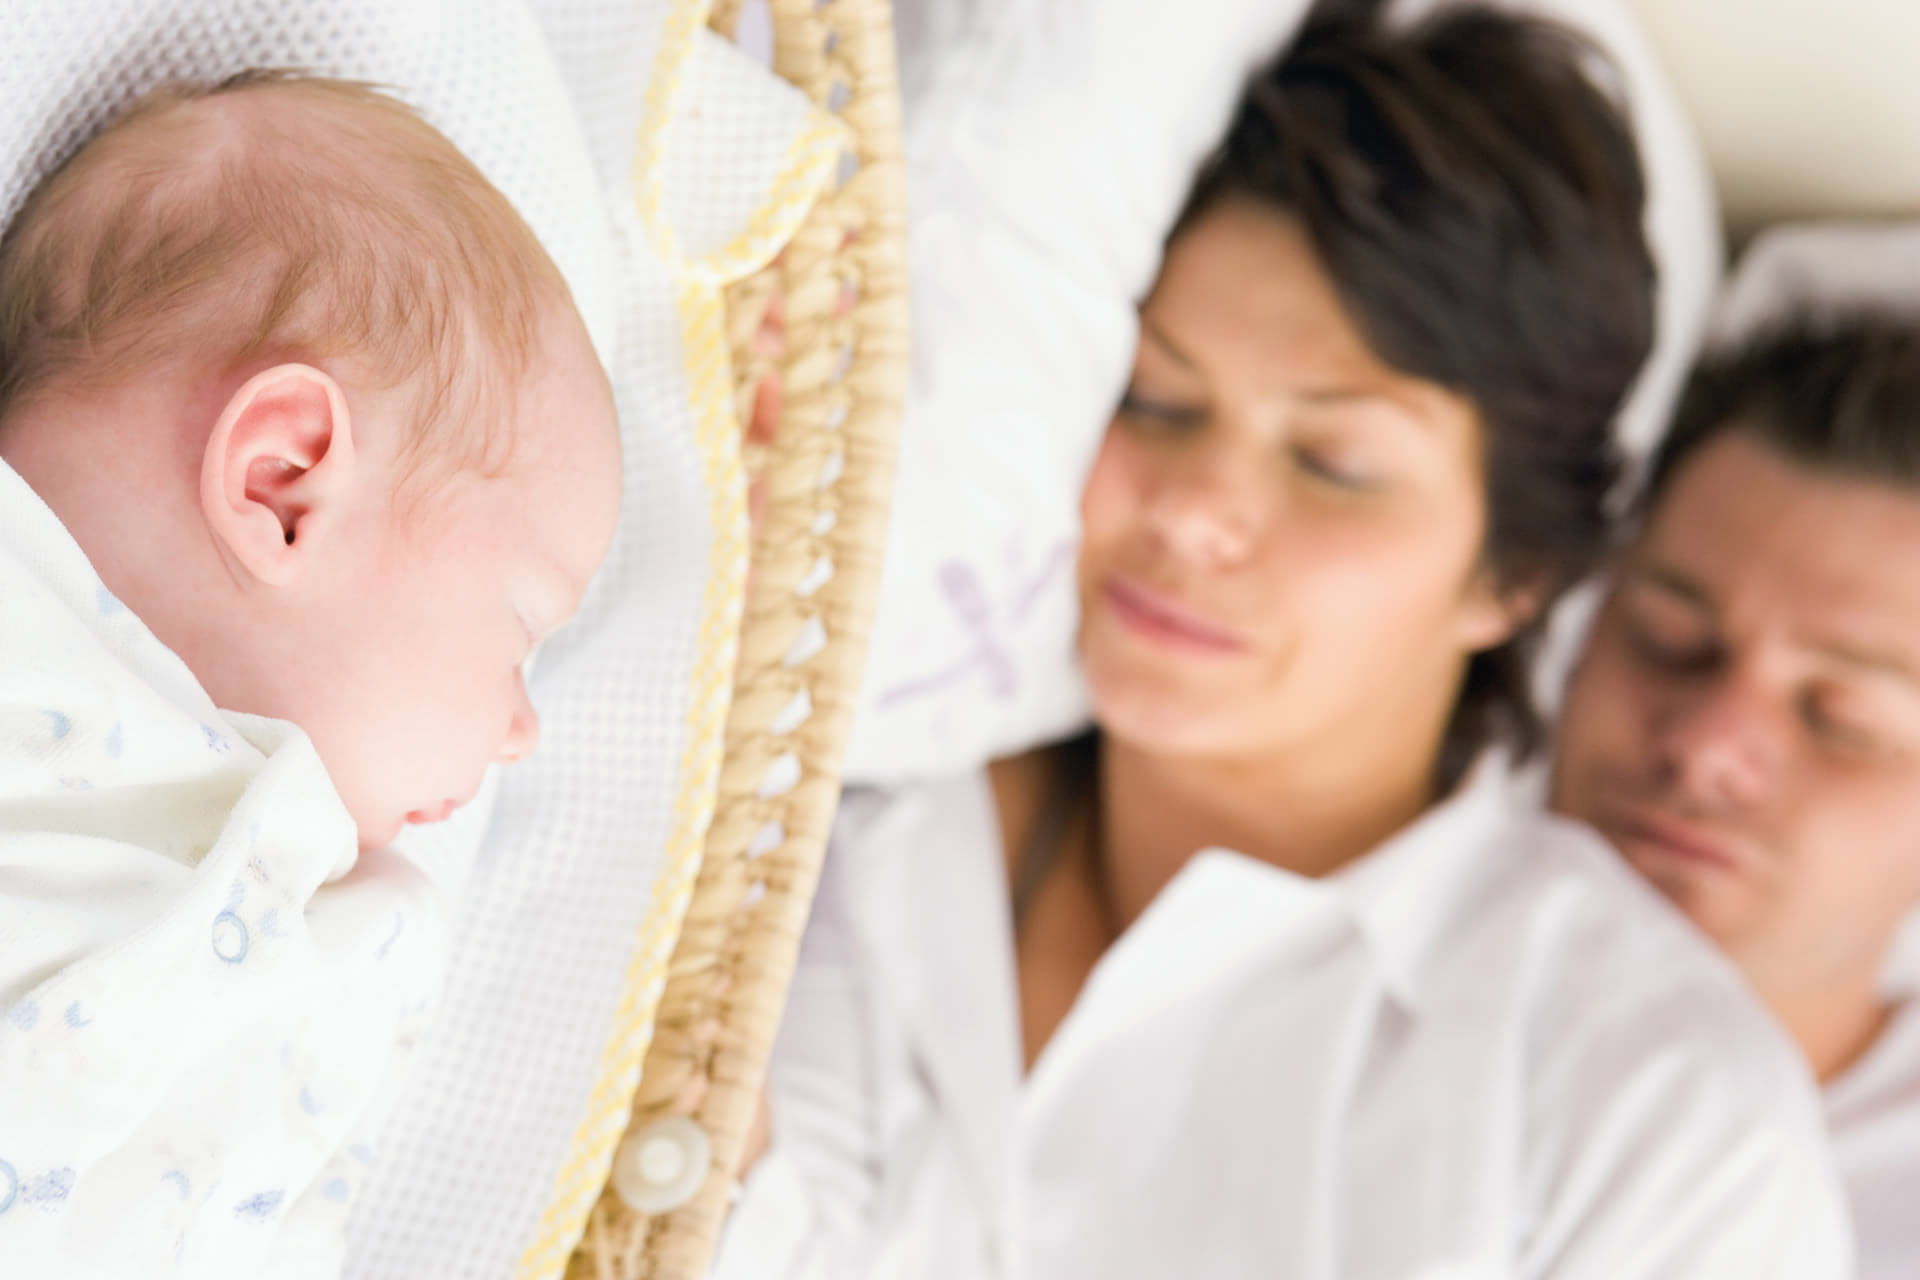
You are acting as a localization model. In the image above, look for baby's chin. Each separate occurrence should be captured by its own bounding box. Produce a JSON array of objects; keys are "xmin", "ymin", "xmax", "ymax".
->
[
  {"xmin": 357, "ymin": 814, "xmax": 409, "ymax": 853},
  {"xmin": 360, "ymin": 796, "xmax": 473, "ymax": 851}
]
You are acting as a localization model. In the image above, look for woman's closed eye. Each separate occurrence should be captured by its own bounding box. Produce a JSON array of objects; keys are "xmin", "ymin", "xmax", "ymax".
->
[
  {"xmin": 1116, "ymin": 388, "xmax": 1205, "ymax": 431},
  {"xmin": 1290, "ymin": 443, "xmax": 1379, "ymax": 491},
  {"xmin": 1285, "ymin": 405, "xmax": 1412, "ymax": 493}
]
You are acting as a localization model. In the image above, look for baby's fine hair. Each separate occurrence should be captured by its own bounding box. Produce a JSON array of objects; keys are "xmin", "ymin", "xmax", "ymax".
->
[{"xmin": 0, "ymin": 70, "xmax": 573, "ymax": 467}]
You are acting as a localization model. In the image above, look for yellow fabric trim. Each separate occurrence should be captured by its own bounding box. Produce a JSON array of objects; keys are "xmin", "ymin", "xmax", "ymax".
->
[
  {"xmin": 630, "ymin": 0, "xmax": 716, "ymax": 269},
  {"xmin": 685, "ymin": 107, "xmax": 846, "ymax": 288},
  {"xmin": 636, "ymin": 26, "xmax": 844, "ymax": 284}
]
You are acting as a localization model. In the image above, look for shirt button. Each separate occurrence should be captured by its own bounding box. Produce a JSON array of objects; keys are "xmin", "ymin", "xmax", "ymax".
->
[{"xmin": 611, "ymin": 1114, "xmax": 713, "ymax": 1214}]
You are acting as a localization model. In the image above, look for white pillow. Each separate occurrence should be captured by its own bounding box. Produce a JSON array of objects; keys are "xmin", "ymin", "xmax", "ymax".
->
[
  {"xmin": 845, "ymin": 0, "xmax": 1721, "ymax": 783},
  {"xmin": 1710, "ymin": 221, "xmax": 1920, "ymax": 346},
  {"xmin": 2, "ymin": 5, "xmax": 837, "ymax": 1276}
]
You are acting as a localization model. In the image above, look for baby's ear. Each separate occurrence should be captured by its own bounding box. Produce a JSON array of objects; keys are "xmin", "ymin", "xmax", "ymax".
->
[{"xmin": 199, "ymin": 363, "xmax": 357, "ymax": 587}]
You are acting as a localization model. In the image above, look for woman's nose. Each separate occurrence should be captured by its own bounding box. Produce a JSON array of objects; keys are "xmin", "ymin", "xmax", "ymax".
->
[{"xmin": 1144, "ymin": 443, "xmax": 1263, "ymax": 567}]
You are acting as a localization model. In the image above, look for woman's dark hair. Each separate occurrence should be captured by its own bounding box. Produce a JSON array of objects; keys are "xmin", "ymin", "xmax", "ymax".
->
[
  {"xmin": 1176, "ymin": 8, "xmax": 1657, "ymax": 789},
  {"xmin": 1645, "ymin": 312, "xmax": 1920, "ymax": 508}
]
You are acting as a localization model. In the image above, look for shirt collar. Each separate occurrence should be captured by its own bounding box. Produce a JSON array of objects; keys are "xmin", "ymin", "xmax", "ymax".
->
[{"xmin": 1323, "ymin": 750, "xmax": 1527, "ymax": 1014}]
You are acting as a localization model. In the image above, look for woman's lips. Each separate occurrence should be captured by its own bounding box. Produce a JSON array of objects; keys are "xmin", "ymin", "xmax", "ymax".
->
[{"xmin": 1102, "ymin": 576, "xmax": 1247, "ymax": 654}]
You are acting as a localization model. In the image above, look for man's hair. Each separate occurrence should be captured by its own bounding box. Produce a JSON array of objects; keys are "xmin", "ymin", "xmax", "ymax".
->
[
  {"xmin": 1646, "ymin": 312, "xmax": 1920, "ymax": 509},
  {"xmin": 1176, "ymin": 7, "xmax": 1656, "ymax": 787},
  {"xmin": 0, "ymin": 70, "xmax": 572, "ymax": 468}
]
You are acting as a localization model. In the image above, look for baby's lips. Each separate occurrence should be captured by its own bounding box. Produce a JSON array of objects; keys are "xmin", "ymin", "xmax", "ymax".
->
[{"xmin": 404, "ymin": 797, "xmax": 460, "ymax": 826}]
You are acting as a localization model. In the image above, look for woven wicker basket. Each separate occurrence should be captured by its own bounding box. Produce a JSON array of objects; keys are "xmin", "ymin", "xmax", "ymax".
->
[{"xmin": 569, "ymin": 0, "xmax": 906, "ymax": 1275}]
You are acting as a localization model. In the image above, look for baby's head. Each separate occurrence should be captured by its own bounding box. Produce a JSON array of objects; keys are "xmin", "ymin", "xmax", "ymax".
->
[{"xmin": 0, "ymin": 72, "xmax": 623, "ymax": 849}]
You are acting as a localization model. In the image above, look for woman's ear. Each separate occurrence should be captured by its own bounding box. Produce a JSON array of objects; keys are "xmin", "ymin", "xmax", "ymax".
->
[
  {"xmin": 1457, "ymin": 565, "xmax": 1547, "ymax": 654},
  {"xmin": 199, "ymin": 363, "xmax": 356, "ymax": 587}
]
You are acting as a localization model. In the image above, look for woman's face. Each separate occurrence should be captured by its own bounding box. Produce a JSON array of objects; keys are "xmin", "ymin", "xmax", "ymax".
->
[{"xmin": 1077, "ymin": 200, "xmax": 1524, "ymax": 762}]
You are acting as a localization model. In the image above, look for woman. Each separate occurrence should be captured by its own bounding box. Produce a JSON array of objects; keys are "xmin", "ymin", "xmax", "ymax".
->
[{"xmin": 715, "ymin": 10, "xmax": 1852, "ymax": 1278}]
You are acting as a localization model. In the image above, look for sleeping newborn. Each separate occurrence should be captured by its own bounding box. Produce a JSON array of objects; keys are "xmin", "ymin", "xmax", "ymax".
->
[{"xmin": 0, "ymin": 71, "xmax": 620, "ymax": 1276}]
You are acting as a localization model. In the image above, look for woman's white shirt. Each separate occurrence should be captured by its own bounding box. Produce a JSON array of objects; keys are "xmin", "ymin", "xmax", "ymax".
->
[{"xmin": 713, "ymin": 758, "xmax": 1853, "ymax": 1279}]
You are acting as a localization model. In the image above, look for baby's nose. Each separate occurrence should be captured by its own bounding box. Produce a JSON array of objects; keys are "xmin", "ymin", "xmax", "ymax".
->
[{"xmin": 498, "ymin": 694, "xmax": 541, "ymax": 764}]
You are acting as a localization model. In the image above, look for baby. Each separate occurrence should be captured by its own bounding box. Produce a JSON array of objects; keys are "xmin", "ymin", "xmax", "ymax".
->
[{"xmin": 0, "ymin": 72, "xmax": 621, "ymax": 1275}]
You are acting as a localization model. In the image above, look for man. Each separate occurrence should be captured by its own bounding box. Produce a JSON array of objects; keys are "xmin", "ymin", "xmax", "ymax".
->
[{"xmin": 1553, "ymin": 311, "xmax": 1920, "ymax": 1280}]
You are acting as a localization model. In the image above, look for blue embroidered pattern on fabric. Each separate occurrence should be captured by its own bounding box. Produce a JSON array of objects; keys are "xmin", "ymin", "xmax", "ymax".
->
[
  {"xmin": 212, "ymin": 911, "xmax": 249, "ymax": 964},
  {"xmin": 234, "ymin": 1189, "xmax": 283, "ymax": 1220},
  {"xmin": 24, "ymin": 1168, "xmax": 74, "ymax": 1204},
  {"xmin": 377, "ymin": 912, "xmax": 405, "ymax": 961}
]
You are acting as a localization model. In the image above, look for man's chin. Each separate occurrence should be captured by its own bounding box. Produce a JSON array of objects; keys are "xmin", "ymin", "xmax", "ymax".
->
[{"xmin": 1624, "ymin": 851, "xmax": 1753, "ymax": 944}]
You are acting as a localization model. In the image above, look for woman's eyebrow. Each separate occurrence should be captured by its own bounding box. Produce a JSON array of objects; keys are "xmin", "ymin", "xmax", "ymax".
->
[
  {"xmin": 1140, "ymin": 317, "xmax": 1200, "ymax": 371},
  {"xmin": 1294, "ymin": 387, "xmax": 1386, "ymax": 407}
]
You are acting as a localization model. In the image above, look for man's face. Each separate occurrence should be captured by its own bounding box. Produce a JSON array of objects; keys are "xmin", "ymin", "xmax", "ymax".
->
[{"xmin": 1553, "ymin": 431, "xmax": 1920, "ymax": 996}]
